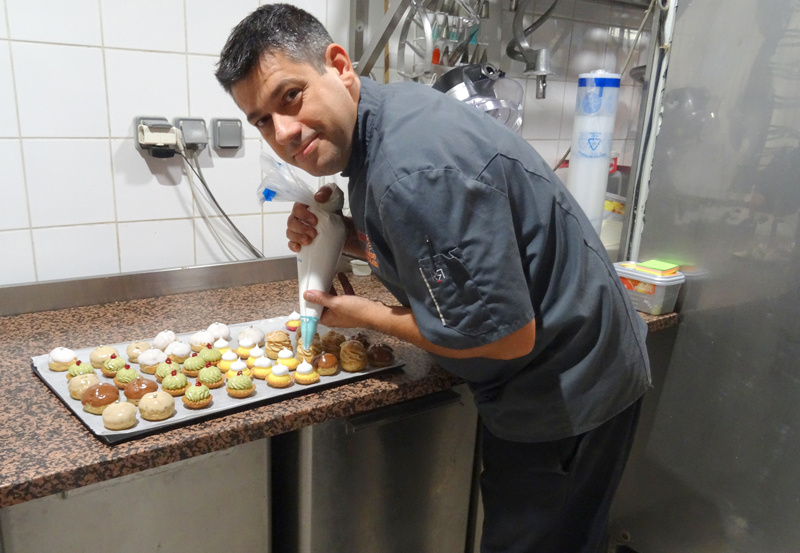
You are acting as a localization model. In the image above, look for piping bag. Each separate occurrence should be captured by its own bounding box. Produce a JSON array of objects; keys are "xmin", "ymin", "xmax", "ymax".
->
[{"xmin": 257, "ymin": 153, "xmax": 347, "ymax": 349}]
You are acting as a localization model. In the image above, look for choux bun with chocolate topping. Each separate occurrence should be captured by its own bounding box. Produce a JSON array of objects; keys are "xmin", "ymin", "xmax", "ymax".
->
[
  {"xmin": 367, "ymin": 343, "xmax": 396, "ymax": 368},
  {"xmin": 90, "ymin": 345, "xmax": 119, "ymax": 369},
  {"xmin": 81, "ymin": 382, "xmax": 120, "ymax": 414},
  {"xmin": 339, "ymin": 340, "xmax": 368, "ymax": 373},
  {"xmin": 48, "ymin": 347, "xmax": 77, "ymax": 372},
  {"xmin": 138, "ymin": 390, "xmax": 175, "ymax": 421},
  {"xmin": 126, "ymin": 341, "xmax": 151, "ymax": 364},
  {"xmin": 123, "ymin": 376, "xmax": 158, "ymax": 406}
]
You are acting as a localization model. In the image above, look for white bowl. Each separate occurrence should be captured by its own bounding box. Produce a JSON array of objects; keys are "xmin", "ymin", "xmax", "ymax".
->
[{"xmin": 350, "ymin": 259, "xmax": 372, "ymax": 276}]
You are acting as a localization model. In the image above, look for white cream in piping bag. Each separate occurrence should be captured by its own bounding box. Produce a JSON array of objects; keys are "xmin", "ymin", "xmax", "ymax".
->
[{"xmin": 297, "ymin": 185, "xmax": 346, "ymax": 350}]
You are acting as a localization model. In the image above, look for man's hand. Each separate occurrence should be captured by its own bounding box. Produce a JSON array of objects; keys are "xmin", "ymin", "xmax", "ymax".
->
[{"xmin": 286, "ymin": 187, "xmax": 333, "ymax": 253}]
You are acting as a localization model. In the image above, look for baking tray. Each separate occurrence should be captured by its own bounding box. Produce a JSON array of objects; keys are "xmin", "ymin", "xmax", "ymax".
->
[{"xmin": 31, "ymin": 317, "xmax": 403, "ymax": 445}]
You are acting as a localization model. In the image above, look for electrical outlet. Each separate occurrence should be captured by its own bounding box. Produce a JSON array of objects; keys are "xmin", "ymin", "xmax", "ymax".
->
[
  {"xmin": 173, "ymin": 117, "xmax": 208, "ymax": 151},
  {"xmin": 211, "ymin": 118, "xmax": 243, "ymax": 150},
  {"xmin": 136, "ymin": 116, "xmax": 177, "ymax": 158}
]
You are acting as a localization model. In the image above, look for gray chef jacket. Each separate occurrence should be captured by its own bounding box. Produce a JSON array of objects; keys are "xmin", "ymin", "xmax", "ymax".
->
[{"xmin": 343, "ymin": 77, "xmax": 651, "ymax": 442}]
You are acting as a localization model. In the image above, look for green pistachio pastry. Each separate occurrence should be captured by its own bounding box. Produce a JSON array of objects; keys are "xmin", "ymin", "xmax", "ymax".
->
[
  {"xmin": 198, "ymin": 365, "xmax": 223, "ymax": 385},
  {"xmin": 227, "ymin": 373, "xmax": 253, "ymax": 390},
  {"xmin": 68, "ymin": 361, "xmax": 94, "ymax": 378},
  {"xmin": 155, "ymin": 361, "xmax": 175, "ymax": 380},
  {"xmin": 114, "ymin": 366, "xmax": 139, "ymax": 385},
  {"xmin": 199, "ymin": 347, "xmax": 222, "ymax": 364},
  {"xmin": 183, "ymin": 355, "xmax": 206, "ymax": 372},
  {"xmin": 103, "ymin": 356, "xmax": 126, "ymax": 373},
  {"xmin": 185, "ymin": 383, "xmax": 211, "ymax": 402},
  {"xmin": 162, "ymin": 371, "xmax": 188, "ymax": 390}
]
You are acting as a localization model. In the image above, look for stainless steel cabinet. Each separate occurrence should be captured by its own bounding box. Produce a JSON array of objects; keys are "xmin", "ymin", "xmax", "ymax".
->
[{"xmin": 272, "ymin": 385, "xmax": 479, "ymax": 553}]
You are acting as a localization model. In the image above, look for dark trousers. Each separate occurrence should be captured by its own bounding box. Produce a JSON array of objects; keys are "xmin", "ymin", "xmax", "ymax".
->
[{"xmin": 479, "ymin": 398, "xmax": 642, "ymax": 553}]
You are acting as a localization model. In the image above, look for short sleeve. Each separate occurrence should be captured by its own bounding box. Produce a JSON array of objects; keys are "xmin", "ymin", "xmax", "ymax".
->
[{"xmin": 378, "ymin": 168, "xmax": 535, "ymax": 350}]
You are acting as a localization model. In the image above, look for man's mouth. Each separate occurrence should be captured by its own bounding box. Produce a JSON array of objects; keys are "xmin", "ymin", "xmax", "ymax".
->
[{"xmin": 294, "ymin": 135, "xmax": 318, "ymax": 162}]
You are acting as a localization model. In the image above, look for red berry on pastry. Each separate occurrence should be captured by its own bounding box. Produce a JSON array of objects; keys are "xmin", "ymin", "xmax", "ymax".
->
[{"xmin": 171, "ymin": 369, "xmax": 177, "ymax": 376}]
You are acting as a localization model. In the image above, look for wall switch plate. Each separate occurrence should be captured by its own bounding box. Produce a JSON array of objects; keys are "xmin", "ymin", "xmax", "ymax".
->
[
  {"xmin": 173, "ymin": 117, "xmax": 207, "ymax": 151},
  {"xmin": 211, "ymin": 118, "xmax": 243, "ymax": 150}
]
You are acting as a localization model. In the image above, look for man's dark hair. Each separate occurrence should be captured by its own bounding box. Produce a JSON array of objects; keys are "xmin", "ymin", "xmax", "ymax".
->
[{"xmin": 216, "ymin": 4, "xmax": 333, "ymax": 92}]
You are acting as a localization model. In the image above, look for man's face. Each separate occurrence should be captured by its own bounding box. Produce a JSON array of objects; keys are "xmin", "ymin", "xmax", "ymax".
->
[{"xmin": 231, "ymin": 47, "xmax": 359, "ymax": 177}]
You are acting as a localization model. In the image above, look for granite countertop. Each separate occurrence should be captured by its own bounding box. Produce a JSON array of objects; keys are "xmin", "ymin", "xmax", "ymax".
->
[{"xmin": 0, "ymin": 275, "xmax": 677, "ymax": 508}]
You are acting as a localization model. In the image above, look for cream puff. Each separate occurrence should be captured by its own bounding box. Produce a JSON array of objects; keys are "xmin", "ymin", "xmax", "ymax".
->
[
  {"xmin": 238, "ymin": 325, "xmax": 266, "ymax": 347},
  {"xmin": 152, "ymin": 330, "xmax": 177, "ymax": 351},
  {"xmin": 321, "ymin": 330, "xmax": 346, "ymax": 356},
  {"xmin": 137, "ymin": 348, "xmax": 168, "ymax": 375},
  {"xmin": 165, "ymin": 340, "xmax": 192, "ymax": 364},
  {"xmin": 207, "ymin": 321, "xmax": 231, "ymax": 342},
  {"xmin": 189, "ymin": 330, "xmax": 215, "ymax": 353},
  {"xmin": 48, "ymin": 347, "xmax": 77, "ymax": 372},
  {"xmin": 339, "ymin": 340, "xmax": 368, "ymax": 372},
  {"xmin": 312, "ymin": 353, "xmax": 339, "ymax": 377},
  {"xmin": 102, "ymin": 401, "xmax": 138, "ymax": 430},
  {"xmin": 138, "ymin": 390, "xmax": 175, "ymax": 421},
  {"xmin": 123, "ymin": 376, "xmax": 158, "ymax": 406},
  {"xmin": 367, "ymin": 343, "xmax": 396, "ymax": 368},
  {"xmin": 90, "ymin": 345, "xmax": 119, "ymax": 369},
  {"xmin": 265, "ymin": 330, "xmax": 292, "ymax": 359},
  {"xmin": 68, "ymin": 373, "xmax": 100, "ymax": 400},
  {"xmin": 126, "ymin": 340, "xmax": 151, "ymax": 364}
]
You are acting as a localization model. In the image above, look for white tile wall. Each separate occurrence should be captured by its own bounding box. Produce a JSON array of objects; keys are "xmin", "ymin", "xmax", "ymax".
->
[
  {"xmin": 0, "ymin": 0, "xmax": 649, "ymax": 287},
  {"xmin": 0, "ymin": 140, "xmax": 28, "ymax": 230}
]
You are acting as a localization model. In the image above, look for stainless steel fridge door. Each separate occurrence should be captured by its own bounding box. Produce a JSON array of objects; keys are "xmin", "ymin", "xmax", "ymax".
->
[
  {"xmin": 272, "ymin": 384, "xmax": 479, "ymax": 553},
  {"xmin": 608, "ymin": 0, "xmax": 800, "ymax": 551}
]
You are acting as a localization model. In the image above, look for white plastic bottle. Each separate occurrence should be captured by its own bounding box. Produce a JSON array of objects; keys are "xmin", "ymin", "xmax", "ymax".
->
[
  {"xmin": 566, "ymin": 71, "xmax": 621, "ymax": 235},
  {"xmin": 296, "ymin": 186, "xmax": 347, "ymax": 349}
]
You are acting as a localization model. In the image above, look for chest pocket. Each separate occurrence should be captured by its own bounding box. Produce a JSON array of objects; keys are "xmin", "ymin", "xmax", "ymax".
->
[{"xmin": 418, "ymin": 247, "xmax": 495, "ymax": 336}]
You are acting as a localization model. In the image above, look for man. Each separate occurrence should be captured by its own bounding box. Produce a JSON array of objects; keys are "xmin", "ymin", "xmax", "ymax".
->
[{"xmin": 216, "ymin": 5, "xmax": 650, "ymax": 552}]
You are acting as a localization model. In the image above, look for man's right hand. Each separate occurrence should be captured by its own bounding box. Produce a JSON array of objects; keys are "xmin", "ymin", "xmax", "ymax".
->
[{"xmin": 286, "ymin": 187, "xmax": 333, "ymax": 253}]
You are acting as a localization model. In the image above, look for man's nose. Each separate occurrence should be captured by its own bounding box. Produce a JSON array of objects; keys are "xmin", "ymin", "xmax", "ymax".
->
[{"xmin": 272, "ymin": 114, "xmax": 301, "ymax": 144}]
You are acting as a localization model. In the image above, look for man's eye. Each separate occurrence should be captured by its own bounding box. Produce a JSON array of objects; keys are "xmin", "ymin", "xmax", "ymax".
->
[
  {"xmin": 256, "ymin": 116, "xmax": 272, "ymax": 129},
  {"xmin": 285, "ymin": 89, "xmax": 300, "ymax": 103}
]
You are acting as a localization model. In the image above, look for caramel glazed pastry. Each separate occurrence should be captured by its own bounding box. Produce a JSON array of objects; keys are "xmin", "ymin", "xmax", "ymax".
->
[{"xmin": 339, "ymin": 340, "xmax": 368, "ymax": 373}]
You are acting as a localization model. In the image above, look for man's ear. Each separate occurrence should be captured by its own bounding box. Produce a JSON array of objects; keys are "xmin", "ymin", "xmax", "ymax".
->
[{"xmin": 326, "ymin": 44, "xmax": 357, "ymax": 87}]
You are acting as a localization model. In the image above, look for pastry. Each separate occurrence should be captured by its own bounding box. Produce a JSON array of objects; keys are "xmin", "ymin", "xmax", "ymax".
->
[
  {"xmin": 311, "ymin": 353, "xmax": 338, "ymax": 376},
  {"xmin": 265, "ymin": 330, "xmax": 292, "ymax": 359},
  {"xmin": 351, "ymin": 331, "xmax": 371, "ymax": 349},
  {"xmin": 197, "ymin": 364, "xmax": 225, "ymax": 389},
  {"xmin": 165, "ymin": 340, "xmax": 192, "ymax": 364},
  {"xmin": 251, "ymin": 356, "xmax": 273, "ymax": 380},
  {"xmin": 102, "ymin": 401, "xmax": 137, "ymax": 430},
  {"xmin": 245, "ymin": 345, "xmax": 266, "ymax": 368},
  {"xmin": 339, "ymin": 340, "xmax": 368, "ymax": 372},
  {"xmin": 161, "ymin": 369, "xmax": 190, "ymax": 396},
  {"xmin": 68, "ymin": 373, "xmax": 100, "ymax": 400},
  {"xmin": 113, "ymin": 364, "xmax": 140, "ymax": 389},
  {"xmin": 238, "ymin": 325, "xmax": 266, "ymax": 347},
  {"xmin": 226, "ymin": 371, "xmax": 255, "ymax": 398},
  {"xmin": 137, "ymin": 348, "xmax": 168, "ymax": 375},
  {"xmin": 189, "ymin": 330, "xmax": 215, "ymax": 353},
  {"xmin": 218, "ymin": 349, "xmax": 239, "ymax": 372},
  {"xmin": 123, "ymin": 376, "xmax": 158, "ymax": 405},
  {"xmin": 276, "ymin": 348, "xmax": 300, "ymax": 370},
  {"xmin": 101, "ymin": 354, "xmax": 127, "ymax": 378},
  {"xmin": 182, "ymin": 353, "xmax": 206, "ymax": 377},
  {"xmin": 152, "ymin": 330, "xmax": 177, "ymax": 351},
  {"xmin": 213, "ymin": 337, "xmax": 231, "ymax": 355},
  {"xmin": 235, "ymin": 336, "xmax": 256, "ymax": 359},
  {"xmin": 198, "ymin": 344, "xmax": 222, "ymax": 366},
  {"xmin": 81, "ymin": 382, "xmax": 120, "ymax": 415},
  {"xmin": 66, "ymin": 360, "xmax": 95, "ymax": 380},
  {"xmin": 367, "ymin": 343, "xmax": 396, "ymax": 368},
  {"xmin": 90, "ymin": 345, "xmax": 119, "ymax": 369},
  {"xmin": 48, "ymin": 347, "xmax": 77, "ymax": 372},
  {"xmin": 296, "ymin": 333, "xmax": 322, "ymax": 363},
  {"xmin": 125, "ymin": 340, "xmax": 151, "ymax": 364},
  {"xmin": 321, "ymin": 330, "xmax": 346, "ymax": 355},
  {"xmin": 285, "ymin": 311, "xmax": 301, "ymax": 331},
  {"xmin": 266, "ymin": 364, "xmax": 293, "ymax": 389},
  {"xmin": 225, "ymin": 359, "xmax": 251, "ymax": 380},
  {"xmin": 154, "ymin": 358, "xmax": 177, "ymax": 383},
  {"xmin": 293, "ymin": 360, "xmax": 320, "ymax": 385},
  {"xmin": 207, "ymin": 321, "xmax": 231, "ymax": 341},
  {"xmin": 182, "ymin": 381, "xmax": 212, "ymax": 409},
  {"xmin": 138, "ymin": 390, "xmax": 175, "ymax": 421}
]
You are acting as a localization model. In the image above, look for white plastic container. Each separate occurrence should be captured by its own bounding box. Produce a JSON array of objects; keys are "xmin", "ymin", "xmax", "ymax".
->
[{"xmin": 614, "ymin": 262, "xmax": 685, "ymax": 315}]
